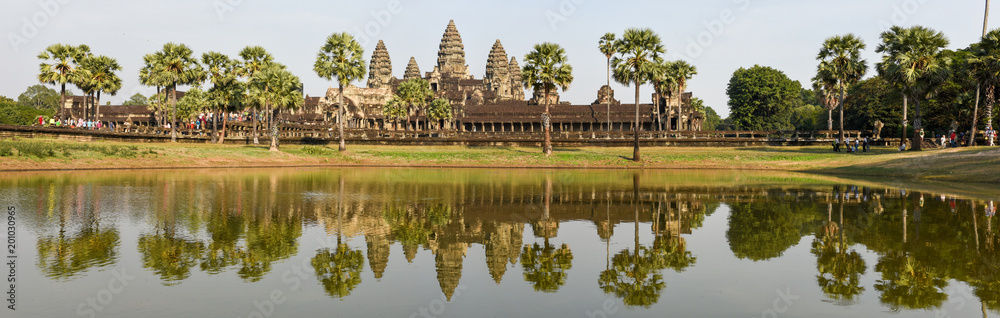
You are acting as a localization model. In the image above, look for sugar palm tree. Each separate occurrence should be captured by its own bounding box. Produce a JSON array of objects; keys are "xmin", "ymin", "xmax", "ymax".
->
[
  {"xmin": 812, "ymin": 74, "xmax": 839, "ymax": 132},
  {"xmin": 971, "ymin": 0, "xmax": 991, "ymax": 145},
  {"xmin": 248, "ymin": 63, "xmax": 304, "ymax": 152},
  {"xmin": 817, "ymin": 34, "xmax": 867, "ymax": 148},
  {"xmin": 972, "ymin": 29, "xmax": 1000, "ymax": 140},
  {"xmin": 37, "ymin": 44, "xmax": 90, "ymax": 119},
  {"xmin": 314, "ymin": 32, "xmax": 367, "ymax": 152},
  {"xmin": 396, "ymin": 78, "xmax": 433, "ymax": 131},
  {"xmin": 237, "ymin": 46, "xmax": 275, "ymax": 145},
  {"xmin": 203, "ymin": 51, "xmax": 242, "ymax": 143},
  {"xmin": 670, "ymin": 61, "xmax": 697, "ymax": 131},
  {"xmin": 650, "ymin": 59, "xmax": 676, "ymax": 131},
  {"xmin": 599, "ymin": 33, "xmax": 618, "ymax": 132},
  {"xmin": 382, "ymin": 96, "xmax": 406, "ymax": 133},
  {"xmin": 151, "ymin": 43, "xmax": 204, "ymax": 142},
  {"xmin": 427, "ymin": 98, "xmax": 452, "ymax": 130},
  {"xmin": 79, "ymin": 55, "xmax": 122, "ymax": 124},
  {"xmin": 876, "ymin": 26, "xmax": 950, "ymax": 151},
  {"xmin": 613, "ymin": 28, "xmax": 665, "ymax": 161},
  {"xmin": 140, "ymin": 52, "xmax": 171, "ymax": 125},
  {"xmin": 522, "ymin": 42, "xmax": 574, "ymax": 157}
]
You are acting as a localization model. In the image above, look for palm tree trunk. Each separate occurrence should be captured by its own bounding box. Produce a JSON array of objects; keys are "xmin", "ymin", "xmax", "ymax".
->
[
  {"xmin": 338, "ymin": 84, "xmax": 346, "ymax": 151},
  {"xmin": 901, "ymin": 95, "xmax": 908, "ymax": 147},
  {"xmin": 59, "ymin": 83, "xmax": 66, "ymax": 119},
  {"xmin": 95, "ymin": 91, "xmax": 101, "ymax": 128},
  {"xmin": 544, "ymin": 86, "xmax": 552, "ymax": 156},
  {"xmin": 678, "ymin": 84, "xmax": 685, "ymax": 131},
  {"xmin": 252, "ymin": 110, "xmax": 259, "ymax": 145},
  {"xmin": 606, "ymin": 57, "xmax": 612, "ymax": 133},
  {"xmin": 211, "ymin": 109, "xmax": 218, "ymax": 143},
  {"xmin": 171, "ymin": 85, "xmax": 177, "ymax": 142},
  {"xmin": 912, "ymin": 97, "xmax": 923, "ymax": 151},
  {"xmin": 269, "ymin": 105, "xmax": 279, "ymax": 152},
  {"xmin": 838, "ymin": 83, "xmax": 845, "ymax": 148},
  {"xmin": 972, "ymin": 3, "xmax": 990, "ymax": 146},
  {"xmin": 221, "ymin": 112, "xmax": 228, "ymax": 144},
  {"xmin": 633, "ymin": 81, "xmax": 641, "ymax": 162},
  {"xmin": 827, "ymin": 108, "xmax": 833, "ymax": 131}
]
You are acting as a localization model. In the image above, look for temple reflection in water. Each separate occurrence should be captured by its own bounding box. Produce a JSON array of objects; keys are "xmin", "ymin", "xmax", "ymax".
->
[{"xmin": 6, "ymin": 168, "xmax": 999, "ymax": 316}]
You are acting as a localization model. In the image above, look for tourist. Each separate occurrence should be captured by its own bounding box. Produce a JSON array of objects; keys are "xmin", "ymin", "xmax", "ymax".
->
[
  {"xmin": 854, "ymin": 137, "xmax": 860, "ymax": 152},
  {"xmin": 37, "ymin": 115, "xmax": 45, "ymax": 126},
  {"xmin": 862, "ymin": 136, "xmax": 869, "ymax": 152},
  {"xmin": 950, "ymin": 131, "xmax": 957, "ymax": 148},
  {"xmin": 940, "ymin": 134, "xmax": 946, "ymax": 148}
]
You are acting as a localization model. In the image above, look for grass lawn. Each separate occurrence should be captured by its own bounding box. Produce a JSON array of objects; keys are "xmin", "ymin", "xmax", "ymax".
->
[{"xmin": 0, "ymin": 137, "xmax": 997, "ymax": 184}]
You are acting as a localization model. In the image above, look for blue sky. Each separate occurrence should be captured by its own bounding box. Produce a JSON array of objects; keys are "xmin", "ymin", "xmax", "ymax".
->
[{"xmin": 0, "ymin": 0, "xmax": 992, "ymax": 116}]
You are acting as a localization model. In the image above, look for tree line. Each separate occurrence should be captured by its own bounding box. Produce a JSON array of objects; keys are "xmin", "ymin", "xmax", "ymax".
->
[{"xmin": 725, "ymin": 25, "xmax": 1000, "ymax": 150}]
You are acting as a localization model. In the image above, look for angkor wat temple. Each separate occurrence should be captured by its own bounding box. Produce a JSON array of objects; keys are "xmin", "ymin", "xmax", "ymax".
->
[
  {"xmin": 72, "ymin": 20, "xmax": 701, "ymax": 132},
  {"xmin": 319, "ymin": 20, "xmax": 702, "ymax": 132}
]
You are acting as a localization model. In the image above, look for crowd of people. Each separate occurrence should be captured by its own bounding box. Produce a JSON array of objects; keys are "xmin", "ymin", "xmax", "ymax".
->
[
  {"xmin": 36, "ymin": 115, "xmax": 118, "ymax": 131},
  {"xmin": 833, "ymin": 136, "xmax": 870, "ymax": 153}
]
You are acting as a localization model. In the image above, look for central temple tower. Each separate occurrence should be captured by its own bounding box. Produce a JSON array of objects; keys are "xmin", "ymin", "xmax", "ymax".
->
[{"xmin": 434, "ymin": 20, "xmax": 471, "ymax": 78}]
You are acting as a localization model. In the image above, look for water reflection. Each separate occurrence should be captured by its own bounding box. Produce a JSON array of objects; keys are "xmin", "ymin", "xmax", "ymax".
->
[{"xmin": 4, "ymin": 169, "xmax": 999, "ymax": 316}]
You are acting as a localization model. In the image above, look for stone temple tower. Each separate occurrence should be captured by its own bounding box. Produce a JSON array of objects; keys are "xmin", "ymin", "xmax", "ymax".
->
[
  {"xmin": 435, "ymin": 20, "xmax": 470, "ymax": 78},
  {"xmin": 484, "ymin": 40, "xmax": 511, "ymax": 100},
  {"xmin": 508, "ymin": 57, "xmax": 525, "ymax": 101},
  {"xmin": 367, "ymin": 40, "xmax": 393, "ymax": 89},
  {"xmin": 403, "ymin": 57, "xmax": 421, "ymax": 81}
]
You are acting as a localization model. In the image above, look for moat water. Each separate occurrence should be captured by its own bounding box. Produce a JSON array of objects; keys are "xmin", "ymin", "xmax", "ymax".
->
[{"xmin": 3, "ymin": 168, "xmax": 998, "ymax": 318}]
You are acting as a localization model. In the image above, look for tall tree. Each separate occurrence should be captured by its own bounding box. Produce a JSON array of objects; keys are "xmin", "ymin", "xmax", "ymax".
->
[
  {"xmin": 670, "ymin": 61, "xmax": 698, "ymax": 131},
  {"xmin": 140, "ymin": 52, "xmax": 170, "ymax": 125},
  {"xmin": 973, "ymin": 29, "xmax": 1000, "ymax": 143},
  {"xmin": 427, "ymin": 98, "xmax": 452, "ymax": 130},
  {"xmin": 817, "ymin": 34, "xmax": 868, "ymax": 148},
  {"xmin": 382, "ymin": 96, "xmax": 406, "ymax": 132},
  {"xmin": 651, "ymin": 59, "xmax": 676, "ymax": 132},
  {"xmin": 79, "ymin": 55, "xmax": 122, "ymax": 124},
  {"xmin": 248, "ymin": 63, "xmax": 304, "ymax": 152},
  {"xmin": 237, "ymin": 46, "xmax": 275, "ymax": 145},
  {"xmin": 613, "ymin": 28, "xmax": 664, "ymax": 162},
  {"xmin": 876, "ymin": 26, "xmax": 950, "ymax": 151},
  {"xmin": 972, "ymin": 0, "xmax": 991, "ymax": 145},
  {"xmin": 17, "ymin": 84, "xmax": 60, "ymax": 112},
  {"xmin": 599, "ymin": 33, "xmax": 618, "ymax": 132},
  {"xmin": 727, "ymin": 65, "xmax": 801, "ymax": 131},
  {"xmin": 812, "ymin": 74, "xmax": 839, "ymax": 132},
  {"xmin": 37, "ymin": 44, "xmax": 90, "ymax": 119},
  {"xmin": 395, "ymin": 78, "xmax": 433, "ymax": 131},
  {"xmin": 314, "ymin": 33, "xmax": 367, "ymax": 152},
  {"xmin": 203, "ymin": 51, "xmax": 243, "ymax": 143},
  {"xmin": 151, "ymin": 43, "xmax": 204, "ymax": 142},
  {"xmin": 522, "ymin": 42, "xmax": 574, "ymax": 157}
]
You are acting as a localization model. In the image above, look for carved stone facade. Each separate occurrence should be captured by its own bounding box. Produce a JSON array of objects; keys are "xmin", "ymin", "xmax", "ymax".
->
[
  {"xmin": 592, "ymin": 85, "xmax": 620, "ymax": 106},
  {"xmin": 508, "ymin": 57, "xmax": 524, "ymax": 101},
  {"xmin": 366, "ymin": 40, "xmax": 393, "ymax": 89},
  {"xmin": 314, "ymin": 19, "xmax": 699, "ymax": 132},
  {"xmin": 484, "ymin": 40, "xmax": 523, "ymax": 102},
  {"xmin": 434, "ymin": 20, "xmax": 470, "ymax": 78},
  {"xmin": 403, "ymin": 57, "xmax": 421, "ymax": 81}
]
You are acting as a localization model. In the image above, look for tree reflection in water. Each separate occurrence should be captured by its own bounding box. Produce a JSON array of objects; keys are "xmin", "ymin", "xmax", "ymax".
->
[
  {"xmin": 16, "ymin": 169, "xmax": 1000, "ymax": 315},
  {"xmin": 36, "ymin": 185, "xmax": 120, "ymax": 280},
  {"xmin": 522, "ymin": 175, "xmax": 573, "ymax": 292}
]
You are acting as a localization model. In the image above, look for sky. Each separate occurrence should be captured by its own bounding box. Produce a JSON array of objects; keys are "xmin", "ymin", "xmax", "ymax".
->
[{"xmin": 0, "ymin": 0, "xmax": 994, "ymax": 117}]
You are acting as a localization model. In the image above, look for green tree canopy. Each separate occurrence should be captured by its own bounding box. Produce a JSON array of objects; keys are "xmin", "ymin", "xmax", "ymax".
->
[
  {"xmin": 122, "ymin": 93, "xmax": 149, "ymax": 106},
  {"xmin": 17, "ymin": 84, "xmax": 60, "ymax": 112},
  {"xmin": 727, "ymin": 65, "xmax": 802, "ymax": 130}
]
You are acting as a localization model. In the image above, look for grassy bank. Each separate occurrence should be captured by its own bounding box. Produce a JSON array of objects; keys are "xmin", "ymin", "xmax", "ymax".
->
[{"xmin": 0, "ymin": 137, "xmax": 997, "ymax": 183}]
